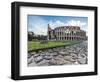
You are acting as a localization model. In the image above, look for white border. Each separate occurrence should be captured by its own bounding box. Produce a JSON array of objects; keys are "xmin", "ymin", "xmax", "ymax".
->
[{"xmin": 20, "ymin": 6, "xmax": 94, "ymax": 76}]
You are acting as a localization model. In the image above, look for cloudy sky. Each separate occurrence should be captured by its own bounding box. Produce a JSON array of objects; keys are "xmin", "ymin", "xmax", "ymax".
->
[{"xmin": 28, "ymin": 15, "xmax": 88, "ymax": 35}]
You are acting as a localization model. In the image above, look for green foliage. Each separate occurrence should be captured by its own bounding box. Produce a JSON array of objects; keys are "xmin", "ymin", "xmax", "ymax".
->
[
  {"xmin": 28, "ymin": 32, "xmax": 34, "ymax": 41},
  {"xmin": 40, "ymin": 40, "xmax": 48, "ymax": 44},
  {"xmin": 28, "ymin": 40, "xmax": 81, "ymax": 51}
]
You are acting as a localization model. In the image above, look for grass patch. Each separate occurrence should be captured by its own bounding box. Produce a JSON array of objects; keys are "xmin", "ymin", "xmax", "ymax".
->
[{"xmin": 28, "ymin": 40, "xmax": 81, "ymax": 51}]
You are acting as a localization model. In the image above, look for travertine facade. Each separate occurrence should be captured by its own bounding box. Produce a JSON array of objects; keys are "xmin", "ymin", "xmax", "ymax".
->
[{"xmin": 47, "ymin": 24, "xmax": 87, "ymax": 41}]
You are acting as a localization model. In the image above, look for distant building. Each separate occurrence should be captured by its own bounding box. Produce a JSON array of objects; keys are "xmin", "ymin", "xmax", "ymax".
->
[{"xmin": 47, "ymin": 24, "xmax": 87, "ymax": 41}]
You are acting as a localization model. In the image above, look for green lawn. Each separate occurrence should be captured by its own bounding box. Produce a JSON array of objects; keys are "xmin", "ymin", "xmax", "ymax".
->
[{"xmin": 28, "ymin": 40, "xmax": 81, "ymax": 51}]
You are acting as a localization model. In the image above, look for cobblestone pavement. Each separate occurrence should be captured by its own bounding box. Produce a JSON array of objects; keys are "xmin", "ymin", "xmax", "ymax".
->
[{"xmin": 28, "ymin": 41, "xmax": 88, "ymax": 66}]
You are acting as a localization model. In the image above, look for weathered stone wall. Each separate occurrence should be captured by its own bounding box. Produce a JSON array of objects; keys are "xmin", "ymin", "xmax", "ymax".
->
[{"xmin": 47, "ymin": 25, "xmax": 87, "ymax": 41}]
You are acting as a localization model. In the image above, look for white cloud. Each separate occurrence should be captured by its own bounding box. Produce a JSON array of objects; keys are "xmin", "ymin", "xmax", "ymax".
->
[
  {"xmin": 67, "ymin": 20, "xmax": 86, "ymax": 26},
  {"xmin": 49, "ymin": 20, "xmax": 87, "ymax": 31},
  {"xmin": 28, "ymin": 16, "xmax": 48, "ymax": 35},
  {"xmin": 28, "ymin": 17, "xmax": 87, "ymax": 35},
  {"xmin": 49, "ymin": 20, "xmax": 67, "ymax": 29}
]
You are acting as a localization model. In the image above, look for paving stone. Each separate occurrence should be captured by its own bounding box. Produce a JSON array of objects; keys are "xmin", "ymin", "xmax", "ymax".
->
[
  {"xmin": 77, "ymin": 58, "xmax": 87, "ymax": 64},
  {"xmin": 31, "ymin": 52, "xmax": 36, "ymax": 55},
  {"xmin": 44, "ymin": 55, "xmax": 52, "ymax": 60},
  {"xmin": 50, "ymin": 52, "xmax": 58, "ymax": 56},
  {"xmin": 28, "ymin": 41, "xmax": 88, "ymax": 66},
  {"xmin": 37, "ymin": 59, "xmax": 50, "ymax": 66},
  {"xmin": 34, "ymin": 56, "xmax": 43, "ymax": 63},
  {"xmin": 48, "ymin": 59, "xmax": 57, "ymax": 65},
  {"xmin": 33, "ymin": 54, "xmax": 40, "ymax": 58},
  {"xmin": 28, "ymin": 53, "xmax": 32, "ymax": 58},
  {"xmin": 28, "ymin": 56, "xmax": 33, "ymax": 64}
]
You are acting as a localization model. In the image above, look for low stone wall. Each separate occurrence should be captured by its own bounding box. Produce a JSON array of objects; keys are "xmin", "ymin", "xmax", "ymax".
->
[{"xmin": 28, "ymin": 41, "xmax": 88, "ymax": 66}]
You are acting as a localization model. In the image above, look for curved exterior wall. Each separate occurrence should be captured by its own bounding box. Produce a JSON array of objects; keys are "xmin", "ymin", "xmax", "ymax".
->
[{"xmin": 47, "ymin": 25, "xmax": 87, "ymax": 41}]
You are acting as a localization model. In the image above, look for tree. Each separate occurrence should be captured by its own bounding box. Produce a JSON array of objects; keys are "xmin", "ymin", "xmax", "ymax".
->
[{"xmin": 28, "ymin": 32, "xmax": 34, "ymax": 41}]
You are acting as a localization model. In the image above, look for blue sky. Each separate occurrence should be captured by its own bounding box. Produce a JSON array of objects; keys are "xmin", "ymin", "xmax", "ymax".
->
[{"xmin": 28, "ymin": 15, "xmax": 88, "ymax": 35}]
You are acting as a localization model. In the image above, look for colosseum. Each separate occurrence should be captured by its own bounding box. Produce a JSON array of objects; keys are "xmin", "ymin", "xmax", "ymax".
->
[{"xmin": 47, "ymin": 24, "xmax": 87, "ymax": 41}]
